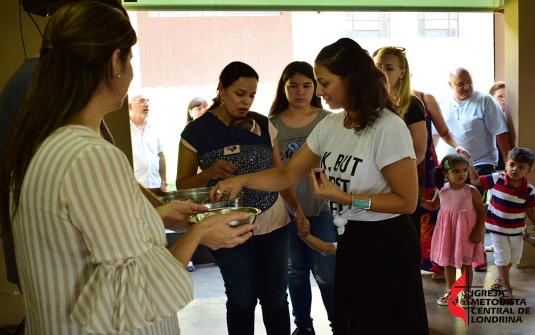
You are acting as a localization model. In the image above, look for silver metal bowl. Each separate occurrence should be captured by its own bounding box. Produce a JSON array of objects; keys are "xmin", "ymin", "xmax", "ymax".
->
[
  {"xmin": 159, "ymin": 187, "xmax": 242, "ymax": 210},
  {"xmin": 187, "ymin": 207, "xmax": 261, "ymax": 227}
]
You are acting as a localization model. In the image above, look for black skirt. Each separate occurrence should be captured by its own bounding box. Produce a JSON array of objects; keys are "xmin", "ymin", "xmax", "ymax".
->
[{"xmin": 334, "ymin": 214, "xmax": 429, "ymax": 335}]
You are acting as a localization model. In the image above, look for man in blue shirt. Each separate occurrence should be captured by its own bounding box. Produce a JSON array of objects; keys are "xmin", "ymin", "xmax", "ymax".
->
[{"xmin": 436, "ymin": 67, "xmax": 513, "ymax": 271}]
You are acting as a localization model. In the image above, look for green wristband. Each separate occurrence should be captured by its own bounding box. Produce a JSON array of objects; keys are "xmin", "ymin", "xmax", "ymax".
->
[{"xmin": 352, "ymin": 194, "xmax": 372, "ymax": 210}]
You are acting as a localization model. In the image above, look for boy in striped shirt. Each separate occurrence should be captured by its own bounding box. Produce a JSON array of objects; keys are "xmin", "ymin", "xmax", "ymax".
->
[{"xmin": 469, "ymin": 147, "xmax": 535, "ymax": 301}]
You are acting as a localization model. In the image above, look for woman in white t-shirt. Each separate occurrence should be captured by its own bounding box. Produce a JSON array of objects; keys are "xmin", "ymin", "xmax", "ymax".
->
[{"xmin": 211, "ymin": 38, "xmax": 429, "ymax": 335}]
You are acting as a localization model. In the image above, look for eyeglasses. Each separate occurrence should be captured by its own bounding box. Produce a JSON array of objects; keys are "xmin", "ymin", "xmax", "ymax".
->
[
  {"xmin": 494, "ymin": 95, "xmax": 505, "ymax": 100},
  {"xmin": 372, "ymin": 46, "xmax": 406, "ymax": 58},
  {"xmin": 133, "ymin": 99, "xmax": 150, "ymax": 104}
]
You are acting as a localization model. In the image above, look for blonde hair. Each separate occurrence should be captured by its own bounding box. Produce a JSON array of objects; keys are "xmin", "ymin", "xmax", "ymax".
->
[{"xmin": 375, "ymin": 47, "xmax": 412, "ymax": 117}]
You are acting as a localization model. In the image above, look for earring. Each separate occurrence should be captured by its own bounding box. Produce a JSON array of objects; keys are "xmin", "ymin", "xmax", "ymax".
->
[
  {"xmin": 398, "ymin": 78, "xmax": 402, "ymax": 83},
  {"xmin": 116, "ymin": 74, "xmax": 121, "ymax": 78},
  {"xmin": 220, "ymin": 96, "xmax": 225, "ymax": 106}
]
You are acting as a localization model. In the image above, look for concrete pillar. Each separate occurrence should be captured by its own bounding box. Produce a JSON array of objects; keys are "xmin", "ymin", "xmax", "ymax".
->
[
  {"xmin": 494, "ymin": 13, "xmax": 505, "ymax": 82},
  {"xmin": 504, "ymin": 0, "xmax": 535, "ymax": 267}
]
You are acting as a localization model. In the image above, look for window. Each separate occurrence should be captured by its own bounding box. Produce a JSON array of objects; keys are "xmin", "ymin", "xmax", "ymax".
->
[
  {"xmin": 417, "ymin": 12, "xmax": 458, "ymax": 37},
  {"xmin": 148, "ymin": 11, "xmax": 280, "ymax": 18},
  {"xmin": 346, "ymin": 12, "xmax": 390, "ymax": 39}
]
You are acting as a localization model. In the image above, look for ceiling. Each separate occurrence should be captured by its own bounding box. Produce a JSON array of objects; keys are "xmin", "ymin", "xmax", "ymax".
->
[{"xmin": 122, "ymin": 0, "xmax": 505, "ymax": 12}]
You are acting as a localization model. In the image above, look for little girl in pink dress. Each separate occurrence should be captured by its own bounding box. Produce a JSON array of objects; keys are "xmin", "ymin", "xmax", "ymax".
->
[{"xmin": 421, "ymin": 154, "xmax": 486, "ymax": 308}]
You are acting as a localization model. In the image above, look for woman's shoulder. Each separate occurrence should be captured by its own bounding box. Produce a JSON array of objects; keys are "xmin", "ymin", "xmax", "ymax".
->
[
  {"xmin": 185, "ymin": 111, "xmax": 213, "ymax": 126},
  {"xmin": 183, "ymin": 112, "xmax": 220, "ymax": 134},
  {"xmin": 322, "ymin": 111, "xmax": 342, "ymax": 121},
  {"xmin": 375, "ymin": 108, "xmax": 405, "ymax": 126},
  {"xmin": 307, "ymin": 112, "xmax": 342, "ymax": 141},
  {"xmin": 57, "ymin": 125, "xmax": 116, "ymax": 148},
  {"xmin": 249, "ymin": 111, "xmax": 268, "ymax": 121},
  {"xmin": 311, "ymin": 108, "xmax": 334, "ymax": 125},
  {"xmin": 414, "ymin": 90, "xmax": 437, "ymax": 103},
  {"xmin": 268, "ymin": 113, "xmax": 280, "ymax": 121},
  {"xmin": 409, "ymin": 95, "xmax": 424, "ymax": 112},
  {"xmin": 403, "ymin": 96, "xmax": 425, "ymax": 125},
  {"xmin": 315, "ymin": 111, "xmax": 342, "ymax": 129},
  {"xmin": 319, "ymin": 108, "xmax": 333, "ymax": 117},
  {"xmin": 41, "ymin": 126, "xmax": 127, "ymax": 172}
]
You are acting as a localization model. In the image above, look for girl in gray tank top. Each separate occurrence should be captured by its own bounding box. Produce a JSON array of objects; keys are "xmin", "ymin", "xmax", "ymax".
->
[{"xmin": 268, "ymin": 61, "xmax": 336, "ymax": 334}]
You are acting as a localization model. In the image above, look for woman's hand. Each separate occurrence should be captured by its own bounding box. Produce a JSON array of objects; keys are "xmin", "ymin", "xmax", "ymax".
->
[
  {"xmin": 203, "ymin": 159, "xmax": 238, "ymax": 180},
  {"xmin": 193, "ymin": 212, "xmax": 258, "ymax": 250},
  {"xmin": 309, "ymin": 169, "xmax": 343, "ymax": 202},
  {"xmin": 160, "ymin": 182, "xmax": 168, "ymax": 193},
  {"xmin": 455, "ymin": 146, "xmax": 470, "ymax": 158},
  {"xmin": 209, "ymin": 175, "xmax": 247, "ymax": 202},
  {"xmin": 156, "ymin": 201, "xmax": 208, "ymax": 232}
]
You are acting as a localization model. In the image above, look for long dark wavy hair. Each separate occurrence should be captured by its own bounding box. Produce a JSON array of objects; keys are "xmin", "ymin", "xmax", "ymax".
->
[
  {"xmin": 0, "ymin": 1, "xmax": 137, "ymax": 241},
  {"xmin": 315, "ymin": 38, "xmax": 400, "ymax": 134},
  {"xmin": 207, "ymin": 61, "xmax": 259, "ymax": 112},
  {"xmin": 432, "ymin": 154, "xmax": 472, "ymax": 190},
  {"xmin": 268, "ymin": 61, "xmax": 322, "ymax": 116}
]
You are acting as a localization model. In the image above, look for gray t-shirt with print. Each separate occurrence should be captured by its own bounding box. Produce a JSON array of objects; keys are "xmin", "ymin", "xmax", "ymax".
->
[{"xmin": 270, "ymin": 109, "xmax": 331, "ymax": 217}]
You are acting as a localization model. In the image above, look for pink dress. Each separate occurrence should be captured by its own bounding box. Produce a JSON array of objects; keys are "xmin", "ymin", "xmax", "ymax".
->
[{"xmin": 430, "ymin": 183, "xmax": 484, "ymax": 268}]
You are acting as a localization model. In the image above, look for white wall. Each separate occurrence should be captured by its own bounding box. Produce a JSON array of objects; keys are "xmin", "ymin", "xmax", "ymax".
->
[{"xmin": 292, "ymin": 12, "xmax": 495, "ymax": 98}]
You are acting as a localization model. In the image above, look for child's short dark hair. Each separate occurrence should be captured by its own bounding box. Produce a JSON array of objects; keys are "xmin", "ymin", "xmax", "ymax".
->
[
  {"xmin": 507, "ymin": 147, "xmax": 535, "ymax": 168},
  {"xmin": 432, "ymin": 154, "xmax": 471, "ymax": 189}
]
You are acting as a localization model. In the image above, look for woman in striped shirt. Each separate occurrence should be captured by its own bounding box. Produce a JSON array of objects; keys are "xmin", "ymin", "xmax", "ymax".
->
[{"xmin": 0, "ymin": 2, "xmax": 255, "ymax": 334}]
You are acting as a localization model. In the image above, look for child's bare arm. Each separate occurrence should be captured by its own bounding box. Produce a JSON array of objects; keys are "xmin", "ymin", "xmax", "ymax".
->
[
  {"xmin": 301, "ymin": 234, "xmax": 337, "ymax": 255},
  {"xmin": 420, "ymin": 189, "xmax": 440, "ymax": 211},
  {"xmin": 523, "ymin": 208, "xmax": 535, "ymax": 247},
  {"xmin": 469, "ymin": 186, "xmax": 486, "ymax": 243},
  {"xmin": 525, "ymin": 207, "xmax": 535, "ymax": 227},
  {"xmin": 296, "ymin": 218, "xmax": 310, "ymax": 238},
  {"xmin": 468, "ymin": 160, "xmax": 481, "ymax": 186}
]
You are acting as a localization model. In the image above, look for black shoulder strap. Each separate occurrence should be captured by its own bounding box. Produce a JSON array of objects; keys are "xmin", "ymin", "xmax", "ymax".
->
[{"xmin": 420, "ymin": 92, "xmax": 427, "ymax": 110}]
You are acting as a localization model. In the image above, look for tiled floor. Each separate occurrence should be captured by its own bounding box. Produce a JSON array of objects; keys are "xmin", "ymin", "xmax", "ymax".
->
[{"xmin": 178, "ymin": 233, "xmax": 535, "ymax": 335}]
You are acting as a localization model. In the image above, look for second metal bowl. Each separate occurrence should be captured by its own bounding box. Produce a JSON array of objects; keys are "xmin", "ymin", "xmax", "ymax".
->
[{"xmin": 187, "ymin": 207, "xmax": 261, "ymax": 227}]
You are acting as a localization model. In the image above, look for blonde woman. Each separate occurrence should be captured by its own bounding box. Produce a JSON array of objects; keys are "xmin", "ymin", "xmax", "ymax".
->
[
  {"xmin": 374, "ymin": 47, "xmax": 426, "ymax": 236},
  {"xmin": 374, "ymin": 47, "xmax": 469, "ymax": 279}
]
